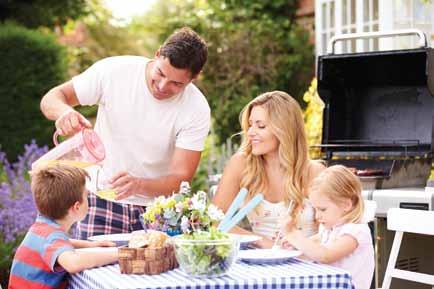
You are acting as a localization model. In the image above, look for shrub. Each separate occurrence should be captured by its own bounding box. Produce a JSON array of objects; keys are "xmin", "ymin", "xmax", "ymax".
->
[
  {"xmin": 303, "ymin": 78, "xmax": 324, "ymax": 159},
  {"xmin": 0, "ymin": 141, "xmax": 47, "ymax": 288},
  {"xmin": 0, "ymin": 22, "xmax": 67, "ymax": 160}
]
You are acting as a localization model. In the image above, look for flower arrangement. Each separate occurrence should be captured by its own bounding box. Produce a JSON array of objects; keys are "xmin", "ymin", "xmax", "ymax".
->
[{"xmin": 142, "ymin": 182, "xmax": 224, "ymax": 235}]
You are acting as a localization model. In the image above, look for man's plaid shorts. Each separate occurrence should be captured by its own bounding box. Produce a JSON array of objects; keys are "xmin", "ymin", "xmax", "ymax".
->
[{"xmin": 75, "ymin": 193, "xmax": 146, "ymax": 239}]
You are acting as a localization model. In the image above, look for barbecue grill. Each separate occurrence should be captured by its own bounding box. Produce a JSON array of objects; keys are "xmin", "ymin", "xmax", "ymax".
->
[
  {"xmin": 317, "ymin": 29, "xmax": 434, "ymax": 190},
  {"xmin": 316, "ymin": 30, "xmax": 434, "ymax": 289}
]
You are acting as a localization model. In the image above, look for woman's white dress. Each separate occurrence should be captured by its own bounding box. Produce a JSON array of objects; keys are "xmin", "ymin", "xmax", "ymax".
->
[{"xmin": 247, "ymin": 199, "xmax": 317, "ymax": 239}]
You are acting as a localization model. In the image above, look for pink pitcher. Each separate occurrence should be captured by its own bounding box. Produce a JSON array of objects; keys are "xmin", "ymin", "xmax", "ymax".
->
[{"xmin": 32, "ymin": 129, "xmax": 105, "ymax": 170}]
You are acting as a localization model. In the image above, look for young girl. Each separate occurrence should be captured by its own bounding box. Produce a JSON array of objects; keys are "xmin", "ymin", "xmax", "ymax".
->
[{"xmin": 282, "ymin": 165, "xmax": 374, "ymax": 289}]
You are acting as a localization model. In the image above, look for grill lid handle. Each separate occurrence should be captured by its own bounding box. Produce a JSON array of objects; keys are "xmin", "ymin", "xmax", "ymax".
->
[{"xmin": 327, "ymin": 29, "xmax": 427, "ymax": 54}]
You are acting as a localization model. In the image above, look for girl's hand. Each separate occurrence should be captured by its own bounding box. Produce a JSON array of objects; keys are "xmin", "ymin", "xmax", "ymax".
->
[
  {"xmin": 253, "ymin": 236, "xmax": 274, "ymax": 248},
  {"xmin": 284, "ymin": 228, "xmax": 305, "ymax": 245},
  {"xmin": 280, "ymin": 239, "xmax": 295, "ymax": 250}
]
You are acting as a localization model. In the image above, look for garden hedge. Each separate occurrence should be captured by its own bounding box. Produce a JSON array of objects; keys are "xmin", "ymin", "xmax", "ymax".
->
[{"xmin": 0, "ymin": 22, "xmax": 67, "ymax": 159}]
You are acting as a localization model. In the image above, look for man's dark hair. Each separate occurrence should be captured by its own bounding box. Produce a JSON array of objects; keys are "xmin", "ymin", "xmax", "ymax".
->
[{"xmin": 159, "ymin": 27, "xmax": 208, "ymax": 77}]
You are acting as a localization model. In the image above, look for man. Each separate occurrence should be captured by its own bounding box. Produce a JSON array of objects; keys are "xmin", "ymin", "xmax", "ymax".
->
[{"xmin": 40, "ymin": 27, "xmax": 210, "ymax": 239}]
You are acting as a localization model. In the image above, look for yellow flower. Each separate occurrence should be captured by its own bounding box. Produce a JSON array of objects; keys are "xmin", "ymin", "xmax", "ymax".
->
[
  {"xmin": 167, "ymin": 199, "xmax": 176, "ymax": 208},
  {"xmin": 149, "ymin": 214, "xmax": 156, "ymax": 222},
  {"xmin": 162, "ymin": 198, "xmax": 176, "ymax": 209},
  {"xmin": 183, "ymin": 199, "xmax": 190, "ymax": 209}
]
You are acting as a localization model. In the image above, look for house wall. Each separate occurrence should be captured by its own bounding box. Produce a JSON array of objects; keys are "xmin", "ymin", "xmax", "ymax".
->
[{"xmin": 297, "ymin": 0, "xmax": 316, "ymax": 44}]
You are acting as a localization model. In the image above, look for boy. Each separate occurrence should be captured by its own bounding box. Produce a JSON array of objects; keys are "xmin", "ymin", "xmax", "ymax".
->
[{"xmin": 9, "ymin": 165, "xmax": 118, "ymax": 289}]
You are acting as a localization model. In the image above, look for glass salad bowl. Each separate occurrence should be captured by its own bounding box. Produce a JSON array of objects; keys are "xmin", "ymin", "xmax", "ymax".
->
[{"xmin": 172, "ymin": 230, "xmax": 239, "ymax": 277}]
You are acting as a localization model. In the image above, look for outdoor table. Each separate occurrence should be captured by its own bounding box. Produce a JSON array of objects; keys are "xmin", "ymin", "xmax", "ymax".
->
[{"xmin": 68, "ymin": 258, "xmax": 354, "ymax": 289}]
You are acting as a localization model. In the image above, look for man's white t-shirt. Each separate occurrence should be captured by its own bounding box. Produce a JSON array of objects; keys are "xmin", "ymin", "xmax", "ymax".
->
[{"xmin": 72, "ymin": 55, "xmax": 210, "ymax": 183}]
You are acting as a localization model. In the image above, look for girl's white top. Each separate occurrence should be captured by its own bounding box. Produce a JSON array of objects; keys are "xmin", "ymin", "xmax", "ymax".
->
[
  {"xmin": 247, "ymin": 199, "xmax": 317, "ymax": 239},
  {"xmin": 320, "ymin": 223, "xmax": 375, "ymax": 289}
]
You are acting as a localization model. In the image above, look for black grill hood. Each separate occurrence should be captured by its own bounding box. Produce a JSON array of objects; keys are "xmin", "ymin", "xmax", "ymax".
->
[{"xmin": 317, "ymin": 48, "xmax": 434, "ymax": 157}]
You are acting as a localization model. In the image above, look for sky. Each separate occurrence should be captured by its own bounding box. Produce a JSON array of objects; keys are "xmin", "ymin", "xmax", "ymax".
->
[{"xmin": 104, "ymin": 0, "xmax": 157, "ymax": 20}]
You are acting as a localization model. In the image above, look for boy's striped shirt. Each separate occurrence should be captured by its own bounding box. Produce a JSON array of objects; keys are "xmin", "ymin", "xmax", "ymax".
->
[{"xmin": 9, "ymin": 215, "xmax": 74, "ymax": 289}]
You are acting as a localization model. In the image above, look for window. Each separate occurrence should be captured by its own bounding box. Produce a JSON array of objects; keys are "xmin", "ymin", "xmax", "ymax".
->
[
  {"xmin": 392, "ymin": 0, "xmax": 433, "ymax": 49},
  {"xmin": 319, "ymin": 0, "xmax": 337, "ymax": 55},
  {"xmin": 362, "ymin": 0, "xmax": 379, "ymax": 51},
  {"xmin": 341, "ymin": 0, "xmax": 357, "ymax": 53},
  {"xmin": 316, "ymin": 0, "xmax": 380, "ymax": 55}
]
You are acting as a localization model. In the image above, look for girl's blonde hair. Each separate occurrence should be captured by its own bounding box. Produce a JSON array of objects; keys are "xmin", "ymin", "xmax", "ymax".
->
[
  {"xmin": 310, "ymin": 165, "xmax": 364, "ymax": 223},
  {"xmin": 239, "ymin": 91, "xmax": 310, "ymax": 218}
]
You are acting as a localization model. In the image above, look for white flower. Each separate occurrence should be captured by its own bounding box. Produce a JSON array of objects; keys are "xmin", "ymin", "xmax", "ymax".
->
[
  {"xmin": 155, "ymin": 195, "xmax": 166, "ymax": 204},
  {"xmin": 198, "ymin": 190, "xmax": 207, "ymax": 201},
  {"xmin": 163, "ymin": 208, "xmax": 176, "ymax": 219},
  {"xmin": 175, "ymin": 202, "xmax": 184, "ymax": 213},
  {"xmin": 180, "ymin": 215, "xmax": 190, "ymax": 232},
  {"xmin": 179, "ymin": 181, "xmax": 191, "ymax": 195},
  {"xmin": 207, "ymin": 204, "xmax": 225, "ymax": 221},
  {"xmin": 191, "ymin": 192, "xmax": 207, "ymax": 212}
]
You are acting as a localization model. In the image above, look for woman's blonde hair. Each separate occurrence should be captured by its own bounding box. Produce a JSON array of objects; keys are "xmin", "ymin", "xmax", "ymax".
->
[
  {"xmin": 310, "ymin": 165, "xmax": 364, "ymax": 223},
  {"xmin": 239, "ymin": 90, "xmax": 310, "ymax": 218}
]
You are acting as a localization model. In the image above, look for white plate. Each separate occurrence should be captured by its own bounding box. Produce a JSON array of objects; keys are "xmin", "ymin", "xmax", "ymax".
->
[
  {"xmin": 88, "ymin": 230, "xmax": 146, "ymax": 242},
  {"xmin": 238, "ymin": 249, "xmax": 302, "ymax": 264},
  {"xmin": 75, "ymin": 247, "xmax": 118, "ymax": 253},
  {"xmin": 88, "ymin": 233, "xmax": 131, "ymax": 242},
  {"xmin": 229, "ymin": 234, "xmax": 262, "ymax": 244},
  {"xmin": 88, "ymin": 232, "xmax": 261, "ymax": 248}
]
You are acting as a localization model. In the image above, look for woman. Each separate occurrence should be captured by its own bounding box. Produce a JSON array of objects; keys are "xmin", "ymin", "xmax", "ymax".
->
[{"xmin": 213, "ymin": 91, "xmax": 325, "ymax": 248}]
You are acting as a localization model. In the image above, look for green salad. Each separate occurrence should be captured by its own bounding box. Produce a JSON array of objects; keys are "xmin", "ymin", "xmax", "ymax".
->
[{"xmin": 173, "ymin": 228, "xmax": 238, "ymax": 277}]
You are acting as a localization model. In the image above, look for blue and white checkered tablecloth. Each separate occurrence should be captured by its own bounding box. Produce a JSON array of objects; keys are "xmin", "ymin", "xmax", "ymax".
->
[{"xmin": 68, "ymin": 258, "xmax": 354, "ymax": 289}]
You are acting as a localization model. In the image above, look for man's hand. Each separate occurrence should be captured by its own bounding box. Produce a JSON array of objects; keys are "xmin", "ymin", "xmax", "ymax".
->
[
  {"xmin": 55, "ymin": 108, "xmax": 92, "ymax": 136},
  {"xmin": 111, "ymin": 171, "xmax": 143, "ymax": 200}
]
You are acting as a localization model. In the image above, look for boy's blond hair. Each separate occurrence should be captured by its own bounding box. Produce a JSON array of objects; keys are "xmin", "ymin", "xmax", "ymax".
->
[
  {"xmin": 31, "ymin": 165, "xmax": 89, "ymax": 220},
  {"xmin": 310, "ymin": 165, "xmax": 364, "ymax": 223}
]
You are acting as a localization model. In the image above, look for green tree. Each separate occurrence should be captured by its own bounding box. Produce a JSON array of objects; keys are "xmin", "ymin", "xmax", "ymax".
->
[
  {"xmin": 67, "ymin": 20, "xmax": 148, "ymax": 75},
  {"xmin": 60, "ymin": 2, "xmax": 149, "ymax": 119},
  {"xmin": 0, "ymin": 0, "xmax": 92, "ymax": 28}
]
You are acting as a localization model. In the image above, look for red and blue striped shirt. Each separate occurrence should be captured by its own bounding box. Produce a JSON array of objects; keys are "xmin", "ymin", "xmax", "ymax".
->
[{"xmin": 9, "ymin": 215, "xmax": 74, "ymax": 289}]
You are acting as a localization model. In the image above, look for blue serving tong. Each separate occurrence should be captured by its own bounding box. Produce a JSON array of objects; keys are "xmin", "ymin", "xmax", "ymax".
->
[{"xmin": 217, "ymin": 188, "xmax": 263, "ymax": 233}]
